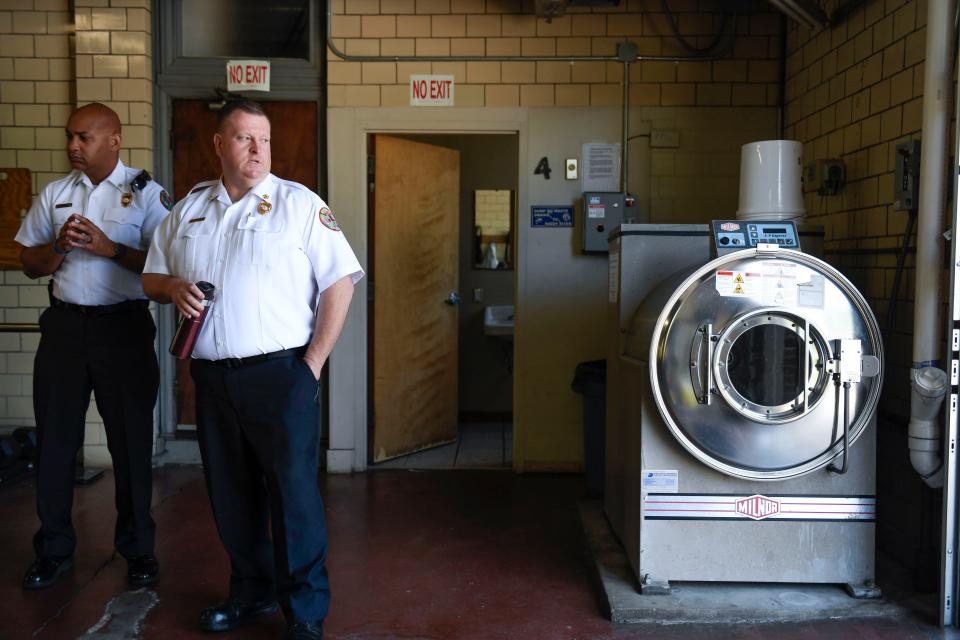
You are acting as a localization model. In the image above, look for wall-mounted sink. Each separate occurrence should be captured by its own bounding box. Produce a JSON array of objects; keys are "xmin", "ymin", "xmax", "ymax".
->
[{"xmin": 484, "ymin": 305, "xmax": 514, "ymax": 337}]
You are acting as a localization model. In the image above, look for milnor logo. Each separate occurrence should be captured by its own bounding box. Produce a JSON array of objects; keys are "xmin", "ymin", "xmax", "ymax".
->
[
  {"xmin": 735, "ymin": 494, "xmax": 781, "ymax": 520},
  {"xmin": 720, "ymin": 222, "xmax": 740, "ymax": 231}
]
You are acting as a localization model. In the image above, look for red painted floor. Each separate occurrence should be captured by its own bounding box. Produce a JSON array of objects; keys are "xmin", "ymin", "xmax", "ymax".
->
[{"xmin": 0, "ymin": 466, "xmax": 957, "ymax": 639}]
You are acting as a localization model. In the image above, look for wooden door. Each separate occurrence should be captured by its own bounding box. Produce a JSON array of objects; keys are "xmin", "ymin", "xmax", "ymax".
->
[
  {"xmin": 371, "ymin": 135, "xmax": 459, "ymax": 462},
  {"xmin": 171, "ymin": 100, "xmax": 317, "ymax": 427}
]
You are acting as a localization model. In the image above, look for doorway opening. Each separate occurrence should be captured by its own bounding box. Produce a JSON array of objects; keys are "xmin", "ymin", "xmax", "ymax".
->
[{"xmin": 367, "ymin": 132, "xmax": 519, "ymax": 471}]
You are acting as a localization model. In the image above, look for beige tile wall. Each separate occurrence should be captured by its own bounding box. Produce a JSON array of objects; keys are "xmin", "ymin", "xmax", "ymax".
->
[
  {"xmin": 0, "ymin": 0, "xmax": 154, "ymax": 466},
  {"xmin": 329, "ymin": 0, "xmax": 783, "ymax": 109},
  {"xmin": 783, "ymin": 0, "xmax": 926, "ymax": 413},
  {"xmin": 75, "ymin": 0, "xmax": 154, "ymax": 173}
]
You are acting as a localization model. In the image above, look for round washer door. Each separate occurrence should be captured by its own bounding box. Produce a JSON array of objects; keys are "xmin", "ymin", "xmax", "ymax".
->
[{"xmin": 648, "ymin": 247, "xmax": 883, "ymax": 480}]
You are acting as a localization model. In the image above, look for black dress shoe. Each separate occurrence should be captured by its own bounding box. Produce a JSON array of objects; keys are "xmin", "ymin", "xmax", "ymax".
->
[
  {"xmin": 287, "ymin": 621, "xmax": 324, "ymax": 640},
  {"xmin": 199, "ymin": 598, "xmax": 279, "ymax": 632},
  {"xmin": 127, "ymin": 555, "xmax": 159, "ymax": 587},
  {"xmin": 22, "ymin": 556, "xmax": 74, "ymax": 590}
]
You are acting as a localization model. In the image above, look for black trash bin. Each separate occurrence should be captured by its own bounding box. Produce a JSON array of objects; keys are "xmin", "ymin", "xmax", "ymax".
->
[{"xmin": 572, "ymin": 359, "xmax": 606, "ymax": 496}]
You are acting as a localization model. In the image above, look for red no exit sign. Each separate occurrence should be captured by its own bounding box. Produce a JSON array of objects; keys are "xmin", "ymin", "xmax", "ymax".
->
[
  {"xmin": 409, "ymin": 75, "xmax": 454, "ymax": 106},
  {"xmin": 226, "ymin": 60, "xmax": 271, "ymax": 92}
]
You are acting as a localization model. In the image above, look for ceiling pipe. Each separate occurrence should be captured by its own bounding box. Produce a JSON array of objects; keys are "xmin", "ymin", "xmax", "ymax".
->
[
  {"xmin": 767, "ymin": 0, "xmax": 828, "ymax": 29},
  {"xmin": 325, "ymin": 0, "xmax": 734, "ymax": 212}
]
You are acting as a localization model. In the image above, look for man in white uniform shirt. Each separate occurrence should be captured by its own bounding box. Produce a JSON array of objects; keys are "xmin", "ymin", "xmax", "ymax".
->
[
  {"xmin": 16, "ymin": 103, "xmax": 169, "ymax": 590},
  {"xmin": 143, "ymin": 100, "xmax": 362, "ymax": 640}
]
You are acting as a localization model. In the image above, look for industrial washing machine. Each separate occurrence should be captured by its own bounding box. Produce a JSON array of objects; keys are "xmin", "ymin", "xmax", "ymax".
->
[{"xmin": 605, "ymin": 220, "xmax": 883, "ymax": 595}]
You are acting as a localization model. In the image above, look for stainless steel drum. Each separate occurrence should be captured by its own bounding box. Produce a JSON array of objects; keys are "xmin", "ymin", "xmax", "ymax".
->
[{"xmin": 626, "ymin": 245, "xmax": 883, "ymax": 481}]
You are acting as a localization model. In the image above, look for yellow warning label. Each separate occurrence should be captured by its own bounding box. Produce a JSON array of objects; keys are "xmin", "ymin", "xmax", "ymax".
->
[
  {"xmin": 733, "ymin": 284, "xmax": 745, "ymax": 294},
  {"xmin": 734, "ymin": 274, "xmax": 744, "ymax": 284}
]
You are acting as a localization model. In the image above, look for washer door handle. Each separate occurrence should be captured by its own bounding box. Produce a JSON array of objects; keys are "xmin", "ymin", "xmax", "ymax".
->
[{"xmin": 689, "ymin": 322, "xmax": 714, "ymax": 405}]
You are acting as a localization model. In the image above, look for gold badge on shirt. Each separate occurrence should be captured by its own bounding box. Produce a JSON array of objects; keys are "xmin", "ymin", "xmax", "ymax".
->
[
  {"xmin": 257, "ymin": 194, "xmax": 272, "ymax": 215},
  {"xmin": 120, "ymin": 192, "xmax": 133, "ymax": 207}
]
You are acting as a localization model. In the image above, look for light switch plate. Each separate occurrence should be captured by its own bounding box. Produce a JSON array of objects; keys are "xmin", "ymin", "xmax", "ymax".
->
[{"xmin": 565, "ymin": 158, "xmax": 578, "ymax": 180}]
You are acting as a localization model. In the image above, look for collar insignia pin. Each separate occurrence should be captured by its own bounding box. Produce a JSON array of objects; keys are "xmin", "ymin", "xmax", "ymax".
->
[
  {"xmin": 121, "ymin": 192, "xmax": 133, "ymax": 207},
  {"xmin": 258, "ymin": 199, "xmax": 272, "ymax": 215}
]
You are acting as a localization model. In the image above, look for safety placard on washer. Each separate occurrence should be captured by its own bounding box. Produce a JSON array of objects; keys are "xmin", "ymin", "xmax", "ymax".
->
[
  {"xmin": 715, "ymin": 270, "xmax": 759, "ymax": 297},
  {"xmin": 759, "ymin": 260, "xmax": 798, "ymax": 307},
  {"xmin": 641, "ymin": 469, "xmax": 678, "ymax": 493},
  {"xmin": 797, "ymin": 273, "xmax": 825, "ymax": 308},
  {"xmin": 608, "ymin": 239, "xmax": 620, "ymax": 303}
]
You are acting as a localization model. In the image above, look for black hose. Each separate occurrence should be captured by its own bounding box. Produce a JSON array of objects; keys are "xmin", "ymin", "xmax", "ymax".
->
[
  {"xmin": 660, "ymin": 0, "xmax": 737, "ymax": 57},
  {"xmin": 829, "ymin": 381, "xmax": 851, "ymax": 474},
  {"xmin": 883, "ymin": 209, "xmax": 917, "ymax": 346}
]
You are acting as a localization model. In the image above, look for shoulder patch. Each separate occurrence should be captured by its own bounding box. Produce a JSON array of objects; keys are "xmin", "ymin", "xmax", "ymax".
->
[
  {"xmin": 319, "ymin": 207, "xmax": 341, "ymax": 232},
  {"xmin": 159, "ymin": 190, "xmax": 173, "ymax": 211}
]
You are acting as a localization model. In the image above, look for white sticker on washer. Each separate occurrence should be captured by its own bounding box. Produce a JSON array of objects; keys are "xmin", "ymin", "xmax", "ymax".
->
[
  {"xmin": 760, "ymin": 260, "xmax": 798, "ymax": 307},
  {"xmin": 608, "ymin": 239, "xmax": 620, "ymax": 303},
  {"xmin": 715, "ymin": 270, "xmax": 759, "ymax": 297},
  {"xmin": 641, "ymin": 469, "xmax": 678, "ymax": 493},
  {"xmin": 797, "ymin": 273, "xmax": 825, "ymax": 308}
]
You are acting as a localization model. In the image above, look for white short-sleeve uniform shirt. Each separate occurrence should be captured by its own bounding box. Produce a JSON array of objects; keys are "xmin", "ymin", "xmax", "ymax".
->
[
  {"xmin": 144, "ymin": 174, "xmax": 364, "ymax": 361},
  {"xmin": 15, "ymin": 160, "xmax": 172, "ymax": 305}
]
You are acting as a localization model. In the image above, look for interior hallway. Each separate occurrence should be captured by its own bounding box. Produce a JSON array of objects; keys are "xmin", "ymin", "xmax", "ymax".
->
[{"xmin": 0, "ymin": 466, "xmax": 956, "ymax": 640}]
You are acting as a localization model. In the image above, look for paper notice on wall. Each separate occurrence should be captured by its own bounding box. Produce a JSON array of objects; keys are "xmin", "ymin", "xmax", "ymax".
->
[{"xmin": 582, "ymin": 143, "xmax": 620, "ymax": 192}]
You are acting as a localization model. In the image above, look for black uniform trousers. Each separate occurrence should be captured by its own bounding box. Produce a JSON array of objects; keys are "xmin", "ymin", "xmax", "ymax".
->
[
  {"xmin": 33, "ymin": 304, "xmax": 159, "ymax": 560},
  {"xmin": 191, "ymin": 354, "xmax": 330, "ymax": 624}
]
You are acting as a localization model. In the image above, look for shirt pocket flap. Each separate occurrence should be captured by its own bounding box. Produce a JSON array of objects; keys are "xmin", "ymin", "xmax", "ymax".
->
[
  {"xmin": 104, "ymin": 207, "xmax": 144, "ymax": 226},
  {"xmin": 180, "ymin": 218, "xmax": 216, "ymax": 238}
]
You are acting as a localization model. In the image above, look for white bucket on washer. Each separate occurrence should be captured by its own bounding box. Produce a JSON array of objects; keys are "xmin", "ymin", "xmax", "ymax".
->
[{"xmin": 736, "ymin": 140, "xmax": 805, "ymax": 221}]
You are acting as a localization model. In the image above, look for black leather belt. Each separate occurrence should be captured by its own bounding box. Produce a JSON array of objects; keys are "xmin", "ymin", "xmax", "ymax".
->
[
  {"xmin": 51, "ymin": 297, "xmax": 148, "ymax": 317},
  {"xmin": 211, "ymin": 346, "xmax": 307, "ymax": 369}
]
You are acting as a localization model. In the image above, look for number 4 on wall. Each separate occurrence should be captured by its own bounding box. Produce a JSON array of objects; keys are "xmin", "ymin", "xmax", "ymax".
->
[{"xmin": 534, "ymin": 156, "xmax": 551, "ymax": 179}]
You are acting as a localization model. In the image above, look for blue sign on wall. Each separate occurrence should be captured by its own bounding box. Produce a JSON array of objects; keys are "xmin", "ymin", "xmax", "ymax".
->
[{"xmin": 531, "ymin": 205, "xmax": 574, "ymax": 228}]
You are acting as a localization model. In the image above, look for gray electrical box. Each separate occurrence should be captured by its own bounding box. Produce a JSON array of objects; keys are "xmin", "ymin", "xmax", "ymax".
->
[
  {"xmin": 894, "ymin": 140, "xmax": 921, "ymax": 212},
  {"xmin": 582, "ymin": 192, "xmax": 624, "ymax": 253}
]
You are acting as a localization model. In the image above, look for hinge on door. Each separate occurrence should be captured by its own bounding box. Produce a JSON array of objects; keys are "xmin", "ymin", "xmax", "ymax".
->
[
  {"xmin": 367, "ymin": 281, "xmax": 374, "ymax": 303},
  {"xmin": 368, "ymin": 155, "xmax": 374, "ymax": 193},
  {"xmin": 168, "ymin": 128, "xmax": 174, "ymax": 152}
]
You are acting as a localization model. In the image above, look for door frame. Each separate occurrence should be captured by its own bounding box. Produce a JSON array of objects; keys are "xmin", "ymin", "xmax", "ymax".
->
[{"xmin": 326, "ymin": 108, "xmax": 528, "ymax": 473}]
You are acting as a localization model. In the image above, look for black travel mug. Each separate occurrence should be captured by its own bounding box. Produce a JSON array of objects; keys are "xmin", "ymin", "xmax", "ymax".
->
[{"xmin": 169, "ymin": 281, "xmax": 216, "ymax": 359}]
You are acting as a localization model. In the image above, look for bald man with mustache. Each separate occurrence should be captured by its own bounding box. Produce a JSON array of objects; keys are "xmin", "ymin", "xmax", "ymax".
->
[{"xmin": 15, "ymin": 102, "xmax": 172, "ymax": 589}]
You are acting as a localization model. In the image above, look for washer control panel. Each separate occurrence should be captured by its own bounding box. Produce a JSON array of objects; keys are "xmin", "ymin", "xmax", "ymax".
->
[{"xmin": 712, "ymin": 220, "xmax": 801, "ymax": 255}]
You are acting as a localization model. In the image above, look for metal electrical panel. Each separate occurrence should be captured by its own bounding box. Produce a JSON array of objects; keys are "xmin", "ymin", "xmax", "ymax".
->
[
  {"xmin": 894, "ymin": 140, "xmax": 921, "ymax": 212},
  {"xmin": 582, "ymin": 192, "xmax": 623, "ymax": 252}
]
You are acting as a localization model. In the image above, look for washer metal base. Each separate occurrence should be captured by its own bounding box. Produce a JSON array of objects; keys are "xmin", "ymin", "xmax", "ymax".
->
[{"xmin": 579, "ymin": 500, "xmax": 901, "ymax": 624}]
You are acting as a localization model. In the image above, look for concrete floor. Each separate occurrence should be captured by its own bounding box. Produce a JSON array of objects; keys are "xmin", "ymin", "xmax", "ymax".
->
[{"xmin": 0, "ymin": 466, "xmax": 958, "ymax": 639}]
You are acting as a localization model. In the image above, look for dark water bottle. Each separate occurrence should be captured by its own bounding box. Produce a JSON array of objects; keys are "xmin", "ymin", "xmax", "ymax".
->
[{"xmin": 169, "ymin": 281, "xmax": 215, "ymax": 359}]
